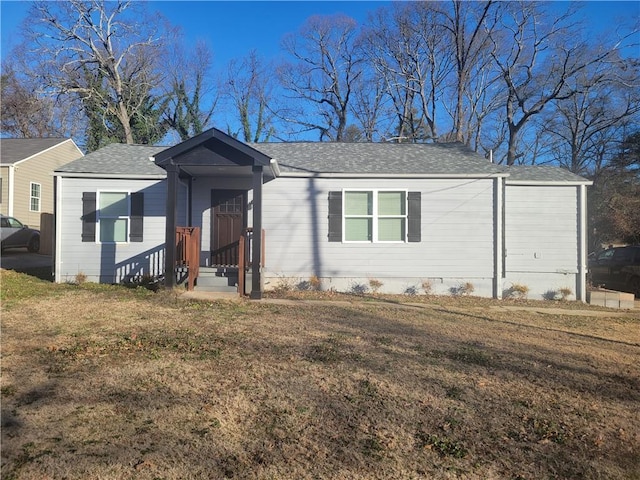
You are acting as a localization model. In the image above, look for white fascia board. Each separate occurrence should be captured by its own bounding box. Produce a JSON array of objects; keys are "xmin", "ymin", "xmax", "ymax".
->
[
  {"xmin": 506, "ymin": 180, "xmax": 593, "ymax": 186},
  {"xmin": 54, "ymin": 172, "xmax": 167, "ymax": 180},
  {"xmin": 269, "ymin": 158, "xmax": 281, "ymax": 178},
  {"xmin": 278, "ymin": 172, "xmax": 509, "ymax": 179}
]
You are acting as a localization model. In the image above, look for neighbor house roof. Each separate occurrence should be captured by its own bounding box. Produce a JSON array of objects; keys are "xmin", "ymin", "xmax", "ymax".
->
[
  {"xmin": 55, "ymin": 143, "xmax": 167, "ymax": 177},
  {"xmin": 502, "ymin": 165, "xmax": 592, "ymax": 185},
  {"xmin": 251, "ymin": 142, "xmax": 505, "ymax": 177},
  {"xmin": 0, "ymin": 138, "xmax": 75, "ymax": 165}
]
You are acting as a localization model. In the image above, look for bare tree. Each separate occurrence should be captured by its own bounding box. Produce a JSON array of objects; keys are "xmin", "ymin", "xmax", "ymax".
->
[
  {"xmin": 349, "ymin": 69, "xmax": 388, "ymax": 142},
  {"xmin": 541, "ymin": 58, "xmax": 640, "ymax": 175},
  {"xmin": 589, "ymin": 131, "xmax": 640, "ymax": 246},
  {"xmin": 162, "ymin": 39, "xmax": 218, "ymax": 142},
  {"xmin": 223, "ymin": 51, "xmax": 276, "ymax": 143},
  {"xmin": 440, "ymin": 1, "xmax": 502, "ymax": 144},
  {"xmin": 22, "ymin": 0, "xmax": 166, "ymax": 145},
  {"xmin": 1, "ymin": 65, "xmax": 55, "ymax": 137},
  {"xmin": 489, "ymin": 2, "xmax": 637, "ymax": 165},
  {"xmin": 278, "ymin": 14, "xmax": 363, "ymax": 141},
  {"xmin": 362, "ymin": 3, "xmax": 452, "ymax": 142}
]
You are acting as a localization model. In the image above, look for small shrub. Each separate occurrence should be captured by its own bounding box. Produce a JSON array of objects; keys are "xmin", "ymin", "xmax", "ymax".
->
[
  {"xmin": 450, "ymin": 282, "xmax": 475, "ymax": 296},
  {"xmin": 273, "ymin": 276, "xmax": 296, "ymax": 294},
  {"xmin": 368, "ymin": 278, "xmax": 383, "ymax": 294},
  {"xmin": 309, "ymin": 275, "xmax": 322, "ymax": 291},
  {"xmin": 75, "ymin": 272, "xmax": 88, "ymax": 285},
  {"xmin": 350, "ymin": 282, "xmax": 369, "ymax": 295},
  {"xmin": 421, "ymin": 279, "xmax": 433, "ymax": 295},
  {"xmin": 558, "ymin": 287, "xmax": 573, "ymax": 301},
  {"xmin": 506, "ymin": 283, "xmax": 529, "ymax": 300},
  {"xmin": 404, "ymin": 285, "xmax": 419, "ymax": 296},
  {"xmin": 123, "ymin": 274, "xmax": 163, "ymax": 292},
  {"xmin": 461, "ymin": 282, "xmax": 475, "ymax": 295}
]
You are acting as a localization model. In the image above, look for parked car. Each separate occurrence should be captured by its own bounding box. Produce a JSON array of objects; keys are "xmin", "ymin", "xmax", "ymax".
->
[
  {"xmin": 0, "ymin": 215, "xmax": 40, "ymax": 253},
  {"xmin": 588, "ymin": 245, "xmax": 640, "ymax": 298}
]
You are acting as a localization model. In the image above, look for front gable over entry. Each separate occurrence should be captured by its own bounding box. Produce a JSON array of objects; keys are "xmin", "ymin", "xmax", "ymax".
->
[
  {"xmin": 154, "ymin": 127, "xmax": 276, "ymax": 176},
  {"xmin": 153, "ymin": 128, "xmax": 278, "ymax": 298}
]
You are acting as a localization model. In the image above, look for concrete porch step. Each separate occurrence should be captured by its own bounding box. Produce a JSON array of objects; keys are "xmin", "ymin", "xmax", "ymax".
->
[{"xmin": 194, "ymin": 266, "xmax": 239, "ymax": 293}]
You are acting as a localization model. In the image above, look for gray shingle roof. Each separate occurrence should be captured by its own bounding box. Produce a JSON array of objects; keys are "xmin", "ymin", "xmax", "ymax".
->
[
  {"xmin": 251, "ymin": 142, "xmax": 502, "ymax": 175},
  {"xmin": 0, "ymin": 138, "xmax": 71, "ymax": 164},
  {"xmin": 56, "ymin": 143, "xmax": 167, "ymax": 176},
  {"xmin": 54, "ymin": 141, "xmax": 591, "ymax": 184},
  {"xmin": 502, "ymin": 165, "xmax": 591, "ymax": 183}
]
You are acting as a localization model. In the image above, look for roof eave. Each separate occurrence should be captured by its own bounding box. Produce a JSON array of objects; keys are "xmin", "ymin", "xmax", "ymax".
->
[
  {"xmin": 55, "ymin": 172, "xmax": 167, "ymax": 179},
  {"xmin": 277, "ymin": 172, "xmax": 509, "ymax": 179},
  {"xmin": 506, "ymin": 180, "xmax": 593, "ymax": 186}
]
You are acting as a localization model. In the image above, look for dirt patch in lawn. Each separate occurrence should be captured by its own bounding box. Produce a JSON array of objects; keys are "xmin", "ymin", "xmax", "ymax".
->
[{"xmin": 1, "ymin": 271, "xmax": 639, "ymax": 479}]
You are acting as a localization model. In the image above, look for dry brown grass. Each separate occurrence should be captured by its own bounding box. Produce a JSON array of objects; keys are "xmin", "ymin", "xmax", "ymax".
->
[{"xmin": 1, "ymin": 270, "xmax": 639, "ymax": 479}]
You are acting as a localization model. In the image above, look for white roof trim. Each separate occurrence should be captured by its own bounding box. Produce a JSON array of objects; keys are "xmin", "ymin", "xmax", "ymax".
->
[
  {"xmin": 54, "ymin": 172, "xmax": 166, "ymax": 180},
  {"xmin": 269, "ymin": 158, "xmax": 281, "ymax": 178},
  {"xmin": 13, "ymin": 138, "xmax": 83, "ymax": 166},
  {"xmin": 506, "ymin": 180, "xmax": 593, "ymax": 186},
  {"xmin": 278, "ymin": 172, "xmax": 509, "ymax": 179}
]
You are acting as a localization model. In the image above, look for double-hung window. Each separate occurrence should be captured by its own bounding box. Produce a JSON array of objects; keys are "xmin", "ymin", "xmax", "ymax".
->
[
  {"xmin": 344, "ymin": 190, "xmax": 407, "ymax": 242},
  {"xmin": 30, "ymin": 182, "xmax": 41, "ymax": 212},
  {"xmin": 98, "ymin": 191, "xmax": 129, "ymax": 243}
]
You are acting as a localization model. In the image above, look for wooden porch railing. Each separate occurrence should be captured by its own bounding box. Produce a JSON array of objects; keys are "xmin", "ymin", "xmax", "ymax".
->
[
  {"xmin": 238, "ymin": 228, "xmax": 265, "ymax": 296},
  {"xmin": 211, "ymin": 240, "xmax": 240, "ymax": 267},
  {"xmin": 176, "ymin": 226, "xmax": 201, "ymax": 291}
]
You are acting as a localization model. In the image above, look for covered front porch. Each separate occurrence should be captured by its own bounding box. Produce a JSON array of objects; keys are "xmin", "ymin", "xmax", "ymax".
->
[{"xmin": 152, "ymin": 128, "xmax": 279, "ymax": 299}]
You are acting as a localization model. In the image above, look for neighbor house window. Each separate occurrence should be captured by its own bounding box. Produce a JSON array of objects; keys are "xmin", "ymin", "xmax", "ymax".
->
[
  {"xmin": 30, "ymin": 182, "xmax": 41, "ymax": 212},
  {"xmin": 343, "ymin": 190, "xmax": 407, "ymax": 242},
  {"xmin": 98, "ymin": 191, "xmax": 129, "ymax": 242}
]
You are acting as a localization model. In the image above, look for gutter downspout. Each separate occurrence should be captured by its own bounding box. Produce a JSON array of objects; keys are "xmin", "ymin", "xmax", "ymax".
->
[
  {"xmin": 54, "ymin": 174, "xmax": 61, "ymax": 282},
  {"xmin": 494, "ymin": 176, "xmax": 504, "ymax": 299},
  {"xmin": 577, "ymin": 184, "xmax": 588, "ymax": 302}
]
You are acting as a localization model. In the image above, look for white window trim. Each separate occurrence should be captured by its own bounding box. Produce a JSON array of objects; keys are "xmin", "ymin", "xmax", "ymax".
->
[
  {"xmin": 29, "ymin": 182, "xmax": 41, "ymax": 212},
  {"xmin": 342, "ymin": 189, "xmax": 408, "ymax": 243},
  {"xmin": 97, "ymin": 190, "xmax": 131, "ymax": 244}
]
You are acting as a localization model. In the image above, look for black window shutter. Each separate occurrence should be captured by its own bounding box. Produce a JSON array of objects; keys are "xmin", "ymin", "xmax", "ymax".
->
[
  {"xmin": 130, "ymin": 192, "xmax": 144, "ymax": 242},
  {"xmin": 407, "ymin": 191, "xmax": 421, "ymax": 242},
  {"xmin": 328, "ymin": 191, "xmax": 342, "ymax": 242},
  {"xmin": 81, "ymin": 192, "xmax": 96, "ymax": 242}
]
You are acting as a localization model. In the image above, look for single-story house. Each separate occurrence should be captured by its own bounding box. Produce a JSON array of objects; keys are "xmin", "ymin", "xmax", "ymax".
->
[
  {"xmin": 53, "ymin": 128, "xmax": 592, "ymax": 301},
  {"xmin": 1, "ymin": 138, "xmax": 84, "ymax": 230}
]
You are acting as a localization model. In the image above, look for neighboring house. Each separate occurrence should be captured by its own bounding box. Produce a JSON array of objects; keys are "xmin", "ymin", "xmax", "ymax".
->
[
  {"xmin": 53, "ymin": 128, "xmax": 591, "ymax": 301},
  {"xmin": 0, "ymin": 138, "xmax": 84, "ymax": 230}
]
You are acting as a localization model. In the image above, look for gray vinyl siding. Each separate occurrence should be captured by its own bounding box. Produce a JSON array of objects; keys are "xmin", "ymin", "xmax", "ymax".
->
[
  {"xmin": 262, "ymin": 177, "xmax": 495, "ymax": 294},
  {"xmin": 56, "ymin": 177, "xmax": 183, "ymax": 284},
  {"xmin": 504, "ymin": 185, "xmax": 579, "ymax": 298}
]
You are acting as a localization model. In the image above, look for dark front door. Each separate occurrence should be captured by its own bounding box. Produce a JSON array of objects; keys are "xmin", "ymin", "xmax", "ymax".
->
[{"xmin": 211, "ymin": 190, "xmax": 246, "ymax": 266}]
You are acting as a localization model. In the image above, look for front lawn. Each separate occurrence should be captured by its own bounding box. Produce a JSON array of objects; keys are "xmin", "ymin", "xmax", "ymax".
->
[{"xmin": 1, "ymin": 270, "xmax": 638, "ymax": 479}]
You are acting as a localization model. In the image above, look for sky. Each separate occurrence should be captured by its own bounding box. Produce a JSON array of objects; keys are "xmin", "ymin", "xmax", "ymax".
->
[
  {"xmin": 0, "ymin": 1, "xmax": 391, "ymax": 69},
  {"xmin": 1, "ymin": 1, "xmax": 639, "ymax": 72}
]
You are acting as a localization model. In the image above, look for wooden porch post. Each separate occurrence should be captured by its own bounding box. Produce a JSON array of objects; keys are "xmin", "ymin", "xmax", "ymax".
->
[
  {"xmin": 250, "ymin": 165, "xmax": 263, "ymax": 299},
  {"xmin": 165, "ymin": 161, "xmax": 178, "ymax": 289}
]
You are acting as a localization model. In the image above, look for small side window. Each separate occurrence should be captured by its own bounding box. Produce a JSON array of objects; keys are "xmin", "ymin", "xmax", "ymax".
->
[{"xmin": 30, "ymin": 182, "xmax": 41, "ymax": 212}]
